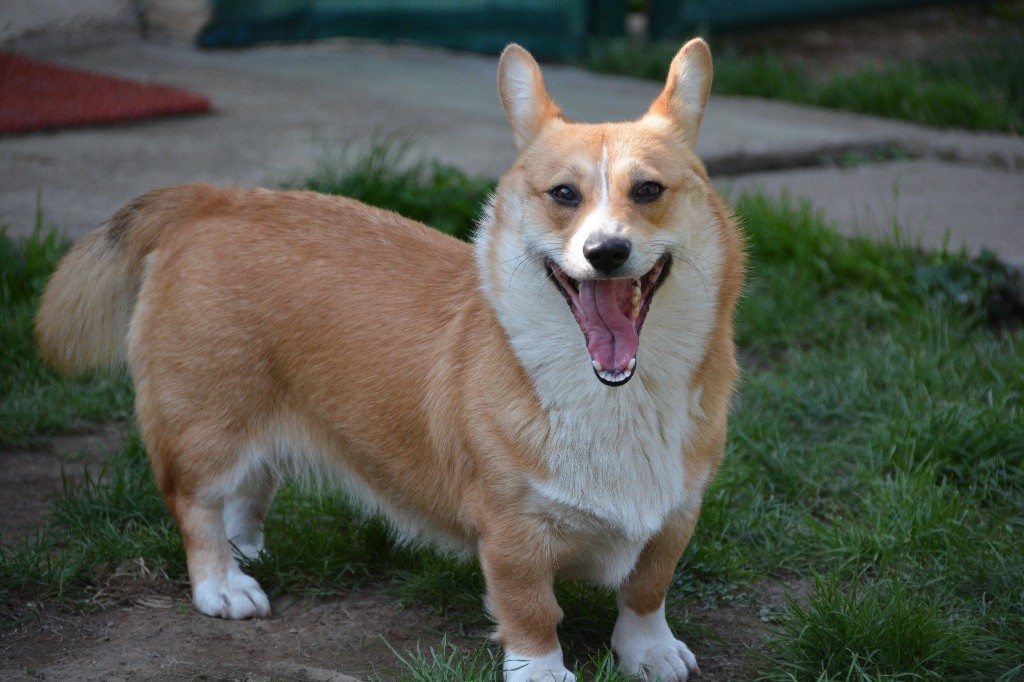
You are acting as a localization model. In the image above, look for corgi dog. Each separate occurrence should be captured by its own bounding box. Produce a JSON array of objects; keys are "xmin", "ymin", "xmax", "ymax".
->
[{"xmin": 36, "ymin": 39, "xmax": 743, "ymax": 681}]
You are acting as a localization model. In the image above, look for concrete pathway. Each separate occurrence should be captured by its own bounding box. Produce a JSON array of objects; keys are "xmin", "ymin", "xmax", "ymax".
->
[
  {"xmin": 2, "ymin": 26, "xmax": 1022, "ymax": 264},
  {"xmin": 720, "ymin": 161, "xmax": 1024, "ymax": 264}
]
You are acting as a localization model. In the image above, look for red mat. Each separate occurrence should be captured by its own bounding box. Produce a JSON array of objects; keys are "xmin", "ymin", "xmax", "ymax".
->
[{"xmin": 0, "ymin": 52, "xmax": 211, "ymax": 134}]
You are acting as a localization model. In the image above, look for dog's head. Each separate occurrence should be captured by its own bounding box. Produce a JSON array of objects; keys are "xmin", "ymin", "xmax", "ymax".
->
[{"xmin": 480, "ymin": 40, "xmax": 719, "ymax": 387}]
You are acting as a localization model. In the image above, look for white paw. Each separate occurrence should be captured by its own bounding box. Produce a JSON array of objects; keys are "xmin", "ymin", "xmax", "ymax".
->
[
  {"xmin": 617, "ymin": 640, "xmax": 698, "ymax": 681},
  {"xmin": 611, "ymin": 602, "xmax": 699, "ymax": 681},
  {"xmin": 193, "ymin": 570, "xmax": 271, "ymax": 619},
  {"xmin": 504, "ymin": 648, "xmax": 575, "ymax": 682}
]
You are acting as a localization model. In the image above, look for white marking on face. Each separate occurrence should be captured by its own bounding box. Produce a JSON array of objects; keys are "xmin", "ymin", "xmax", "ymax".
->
[
  {"xmin": 599, "ymin": 143, "xmax": 610, "ymax": 208},
  {"xmin": 564, "ymin": 144, "xmax": 614, "ymax": 275}
]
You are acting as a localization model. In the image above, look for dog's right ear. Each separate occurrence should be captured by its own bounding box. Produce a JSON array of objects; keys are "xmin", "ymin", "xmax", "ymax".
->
[{"xmin": 498, "ymin": 44, "xmax": 563, "ymax": 150}]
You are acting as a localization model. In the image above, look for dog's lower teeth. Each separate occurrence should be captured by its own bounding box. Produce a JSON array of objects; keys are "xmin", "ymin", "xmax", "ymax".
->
[
  {"xmin": 592, "ymin": 360, "xmax": 604, "ymax": 372},
  {"xmin": 598, "ymin": 366, "xmax": 634, "ymax": 382}
]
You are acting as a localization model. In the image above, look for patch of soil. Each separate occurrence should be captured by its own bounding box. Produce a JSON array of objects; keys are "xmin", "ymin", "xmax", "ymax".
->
[
  {"xmin": 0, "ymin": 424, "xmax": 481, "ymax": 680},
  {"xmin": 683, "ymin": 579, "xmax": 810, "ymax": 681},
  {"xmin": 716, "ymin": 1, "xmax": 1020, "ymax": 75},
  {"xmin": 1, "ymin": 582, "xmax": 479, "ymax": 681},
  {"xmin": 1, "ymin": 580, "xmax": 778, "ymax": 681},
  {"xmin": 0, "ymin": 422, "xmax": 129, "ymax": 542}
]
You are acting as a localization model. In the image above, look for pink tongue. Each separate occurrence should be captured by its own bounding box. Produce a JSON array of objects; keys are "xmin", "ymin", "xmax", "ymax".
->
[{"xmin": 577, "ymin": 279, "xmax": 638, "ymax": 372}]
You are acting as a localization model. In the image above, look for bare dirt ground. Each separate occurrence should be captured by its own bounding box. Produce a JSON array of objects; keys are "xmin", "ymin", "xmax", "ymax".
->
[
  {"xmin": 0, "ymin": 558, "xmax": 769, "ymax": 681},
  {"xmin": 0, "ymin": 425, "xmax": 479, "ymax": 680},
  {"xmin": 2, "ymin": 573, "xmax": 479, "ymax": 681}
]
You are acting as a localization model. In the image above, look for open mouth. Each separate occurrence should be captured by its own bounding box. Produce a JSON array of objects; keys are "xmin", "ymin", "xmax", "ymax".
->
[{"xmin": 546, "ymin": 255, "xmax": 671, "ymax": 387}]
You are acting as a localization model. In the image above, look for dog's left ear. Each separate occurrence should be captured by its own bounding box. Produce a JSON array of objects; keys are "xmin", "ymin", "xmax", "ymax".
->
[
  {"xmin": 498, "ymin": 44, "xmax": 564, "ymax": 150},
  {"xmin": 647, "ymin": 38, "xmax": 713, "ymax": 147}
]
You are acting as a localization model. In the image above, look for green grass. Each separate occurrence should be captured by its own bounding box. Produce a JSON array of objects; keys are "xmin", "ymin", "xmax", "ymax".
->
[
  {"xmin": 384, "ymin": 641, "xmax": 630, "ymax": 682},
  {"xmin": 586, "ymin": 32, "xmax": 1024, "ymax": 133},
  {"xmin": 384, "ymin": 640, "xmax": 502, "ymax": 682},
  {"xmin": 762, "ymin": 576, "xmax": 1002, "ymax": 681},
  {"xmin": 711, "ymin": 196, "xmax": 1024, "ymax": 678},
  {"xmin": 0, "ymin": 209, "xmax": 132, "ymax": 447},
  {"xmin": 2, "ymin": 147, "xmax": 1023, "ymax": 679},
  {"xmin": 282, "ymin": 137, "xmax": 495, "ymax": 242}
]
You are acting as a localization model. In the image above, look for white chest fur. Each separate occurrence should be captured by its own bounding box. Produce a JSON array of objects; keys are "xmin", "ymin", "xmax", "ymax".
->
[{"xmin": 522, "ymin": 265, "xmax": 716, "ymax": 540}]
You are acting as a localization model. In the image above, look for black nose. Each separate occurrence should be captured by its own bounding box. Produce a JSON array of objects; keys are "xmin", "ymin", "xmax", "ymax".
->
[{"xmin": 583, "ymin": 235, "xmax": 631, "ymax": 273}]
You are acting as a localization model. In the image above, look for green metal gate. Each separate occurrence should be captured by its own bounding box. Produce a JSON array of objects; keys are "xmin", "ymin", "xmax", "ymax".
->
[
  {"xmin": 198, "ymin": 0, "xmax": 606, "ymax": 59},
  {"xmin": 198, "ymin": 0, "xmax": 953, "ymax": 56}
]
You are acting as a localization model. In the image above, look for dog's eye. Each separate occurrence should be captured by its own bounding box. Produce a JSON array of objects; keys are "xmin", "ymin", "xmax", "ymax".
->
[
  {"xmin": 633, "ymin": 181, "xmax": 664, "ymax": 203},
  {"xmin": 549, "ymin": 185, "xmax": 580, "ymax": 207}
]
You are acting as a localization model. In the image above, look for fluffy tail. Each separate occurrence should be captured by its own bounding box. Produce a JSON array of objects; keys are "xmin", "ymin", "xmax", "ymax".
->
[{"xmin": 35, "ymin": 184, "xmax": 220, "ymax": 375}]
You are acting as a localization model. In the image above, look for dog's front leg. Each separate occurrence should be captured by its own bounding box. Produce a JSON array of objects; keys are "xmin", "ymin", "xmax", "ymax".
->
[
  {"xmin": 479, "ymin": 522, "xmax": 574, "ymax": 682},
  {"xmin": 612, "ymin": 510, "xmax": 700, "ymax": 681}
]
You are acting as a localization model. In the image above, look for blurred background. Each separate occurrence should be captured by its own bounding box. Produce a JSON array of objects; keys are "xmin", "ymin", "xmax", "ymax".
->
[
  {"xmin": 5, "ymin": 0, "xmax": 1020, "ymax": 63},
  {"xmin": 5, "ymin": 0, "xmax": 1023, "ymax": 71}
]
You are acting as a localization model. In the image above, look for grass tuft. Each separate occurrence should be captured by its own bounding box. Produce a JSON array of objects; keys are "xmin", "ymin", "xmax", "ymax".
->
[
  {"xmin": 283, "ymin": 136, "xmax": 495, "ymax": 242},
  {"xmin": 0, "ymin": 436, "xmax": 182, "ymax": 616},
  {"xmin": 761, "ymin": 575, "xmax": 1004, "ymax": 681},
  {"xmin": 383, "ymin": 640, "xmax": 501, "ymax": 682},
  {"xmin": 383, "ymin": 641, "xmax": 634, "ymax": 682}
]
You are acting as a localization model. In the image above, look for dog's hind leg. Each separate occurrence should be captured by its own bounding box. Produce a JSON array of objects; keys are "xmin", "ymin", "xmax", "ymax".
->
[
  {"xmin": 223, "ymin": 461, "xmax": 278, "ymax": 561},
  {"xmin": 146, "ymin": 425, "xmax": 273, "ymax": 620},
  {"xmin": 171, "ymin": 487, "xmax": 272, "ymax": 619}
]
